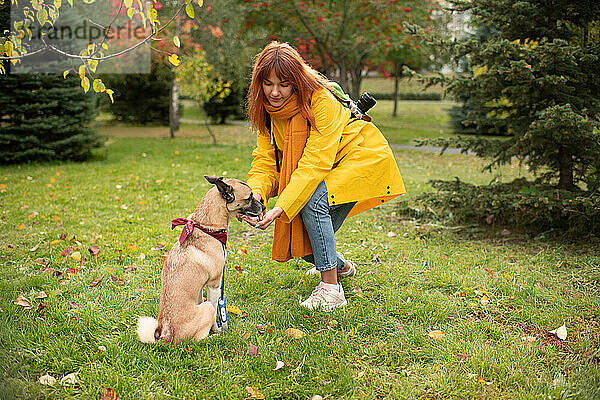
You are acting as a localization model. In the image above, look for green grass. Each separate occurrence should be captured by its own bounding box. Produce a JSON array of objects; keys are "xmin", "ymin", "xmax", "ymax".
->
[
  {"xmin": 360, "ymin": 76, "xmax": 445, "ymax": 95},
  {"xmin": 1, "ymin": 112, "xmax": 599, "ymax": 399}
]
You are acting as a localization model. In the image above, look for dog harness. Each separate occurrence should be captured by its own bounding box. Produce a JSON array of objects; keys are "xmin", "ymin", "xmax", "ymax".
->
[{"xmin": 171, "ymin": 218, "xmax": 229, "ymax": 331}]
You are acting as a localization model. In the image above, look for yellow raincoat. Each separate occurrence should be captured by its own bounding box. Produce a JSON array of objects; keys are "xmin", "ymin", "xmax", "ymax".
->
[{"xmin": 247, "ymin": 88, "xmax": 405, "ymax": 223}]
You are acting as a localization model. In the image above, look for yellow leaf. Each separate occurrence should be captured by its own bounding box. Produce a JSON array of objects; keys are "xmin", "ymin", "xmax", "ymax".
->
[
  {"xmin": 127, "ymin": 244, "xmax": 138, "ymax": 252},
  {"xmin": 427, "ymin": 330, "xmax": 445, "ymax": 340},
  {"xmin": 127, "ymin": 7, "xmax": 135, "ymax": 19},
  {"xmin": 173, "ymin": 35, "xmax": 180, "ymax": 48},
  {"xmin": 63, "ymin": 70, "xmax": 69, "ymax": 79},
  {"xmin": 37, "ymin": 8, "xmax": 48, "ymax": 26},
  {"xmin": 81, "ymin": 77, "xmax": 90, "ymax": 93},
  {"xmin": 285, "ymin": 328, "xmax": 306, "ymax": 339},
  {"xmin": 124, "ymin": 0, "xmax": 133, "ymax": 7},
  {"xmin": 185, "ymin": 3, "xmax": 194, "ymax": 18},
  {"xmin": 245, "ymin": 386, "xmax": 265, "ymax": 399},
  {"xmin": 227, "ymin": 305, "xmax": 247, "ymax": 317},
  {"xmin": 168, "ymin": 53, "xmax": 180, "ymax": 67},
  {"xmin": 92, "ymin": 79, "xmax": 106, "ymax": 93},
  {"xmin": 197, "ymin": 0, "xmax": 203, "ymax": 5},
  {"xmin": 54, "ymin": 0, "xmax": 61, "ymax": 8},
  {"xmin": 67, "ymin": 0, "xmax": 73, "ymax": 6},
  {"xmin": 17, "ymin": 224, "xmax": 25, "ymax": 229},
  {"xmin": 50, "ymin": 240, "xmax": 60, "ymax": 245},
  {"xmin": 106, "ymin": 89, "xmax": 114, "ymax": 103},
  {"xmin": 71, "ymin": 251, "xmax": 81, "ymax": 261},
  {"xmin": 237, "ymin": 246, "xmax": 248, "ymax": 255},
  {"xmin": 78, "ymin": 64, "xmax": 85, "ymax": 78},
  {"xmin": 87, "ymin": 59, "xmax": 98, "ymax": 72},
  {"xmin": 102, "ymin": 43, "xmax": 108, "ymax": 50}
]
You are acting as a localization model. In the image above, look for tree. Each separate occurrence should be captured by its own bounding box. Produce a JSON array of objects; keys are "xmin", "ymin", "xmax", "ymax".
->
[
  {"xmin": 415, "ymin": 0, "xmax": 600, "ymax": 190},
  {"xmin": 0, "ymin": 74, "xmax": 102, "ymax": 164},
  {"xmin": 1, "ymin": 0, "xmax": 202, "ymax": 102},
  {"xmin": 244, "ymin": 0, "xmax": 438, "ymax": 99}
]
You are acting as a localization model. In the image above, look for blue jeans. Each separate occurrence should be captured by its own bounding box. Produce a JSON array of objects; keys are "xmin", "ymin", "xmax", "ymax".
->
[{"xmin": 300, "ymin": 181, "xmax": 356, "ymax": 272}]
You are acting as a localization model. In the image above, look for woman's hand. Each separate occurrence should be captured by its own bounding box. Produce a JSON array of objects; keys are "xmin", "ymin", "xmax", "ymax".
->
[{"xmin": 237, "ymin": 206, "xmax": 283, "ymax": 230}]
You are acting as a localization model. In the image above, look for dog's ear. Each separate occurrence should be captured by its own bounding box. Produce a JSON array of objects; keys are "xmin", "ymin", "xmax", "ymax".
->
[{"xmin": 204, "ymin": 175, "xmax": 234, "ymax": 203}]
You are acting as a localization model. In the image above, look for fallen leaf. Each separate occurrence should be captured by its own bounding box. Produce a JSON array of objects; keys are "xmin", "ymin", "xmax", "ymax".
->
[
  {"xmin": 484, "ymin": 267, "xmax": 495, "ymax": 276},
  {"xmin": 478, "ymin": 376, "xmax": 492, "ymax": 385},
  {"xmin": 61, "ymin": 246, "xmax": 72, "ymax": 258},
  {"xmin": 140, "ymin": 253, "xmax": 145, "ymax": 261},
  {"xmin": 59, "ymin": 373, "xmax": 78, "ymax": 386},
  {"xmin": 235, "ymin": 265, "xmax": 244, "ymax": 273},
  {"xmin": 245, "ymin": 386, "xmax": 265, "ymax": 399},
  {"xmin": 60, "ymin": 233, "xmax": 67, "ymax": 240},
  {"xmin": 17, "ymin": 224, "xmax": 25, "ymax": 230},
  {"xmin": 36, "ymin": 301, "xmax": 47, "ymax": 313},
  {"xmin": 29, "ymin": 242, "xmax": 41, "ymax": 251},
  {"xmin": 256, "ymin": 324, "xmax": 266, "ymax": 334},
  {"xmin": 99, "ymin": 387, "xmax": 118, "ymax": 400},
  {"xmin": 111, "ymin": 275, "xmax": 124, "ymax": 285},
  {"xmin": 90, "ymin": 276, "xmax": 103, "ymax": 287},
  {"xmin": 248, "ymin": 342, "xmax": 258, "ymax": 357},
  {"xmin": 403, "ymin": 370, "xmax": 413, "ymax": 377},
  {"xmin": 66, "ymin": 268, "xmax": 80, "ymax": 275},
  {"xmin": 39, "ymin": 374, "xmax": 57, "ymax": 385},
  {"xmin": 15, "ymin": 295, "xmax": 32, "ymax": 309},
  {"xmin": 272, "ymin": 360, "xmax": 284, "ymax": 371},
  {"xmin": 549, "ymin": 324, "xmax": 567, "ymax": 340},
  {"xmin": 68, "ymin": 301, "xmax": 81, "ymax": 308},
  {"xmin": 127, "ymin": 244, "xmax": 137, "ymax": 252},
  {"xmin": 98, "ymin": 345, "xmax": 106, "ymax": 352},
  {"xmin": 427, "ymin": 330, "xmax": 445, "ymax": 340},
  {"xmin": 311, "ymin": 396, "xmax": 324, "ymax": 400},
  {"xmin": 387, "ymin": 231, "xmax": 397, "ymax": 237},
  {"xmin": 243, "ymin": 333, "xmax": 251, "ymax": 340},
  {"xmin": 227, "ymin": 305, "xmax": 247, "ymax": 317},
  {"xmin": 36, "ymin": 291, "xmax": 47, "ymax": 299},
  {"xmin": 480, "ymin": 294, "xmax": 490, "ymax": 305},
  {"xmin": 88, "ymin": 246, "xmax": 99, "ymax": 259},
  {"xmin": 237, "ymin": 247, "xmax": 249, "ymax": 255},
  {"xmin": 352, "ymin": 286, "xmax": 363, "ymax": 294},
  {"xmin": 457, "ymin": 353, "xmax": 470, "ymax": 358},
  {"xmin": 71, "ymin": 251, "xmax": 81, "ymax": 261},
  {"xmin": 285, "ymin": 328, "xmax": 306, "ymax": 339}
]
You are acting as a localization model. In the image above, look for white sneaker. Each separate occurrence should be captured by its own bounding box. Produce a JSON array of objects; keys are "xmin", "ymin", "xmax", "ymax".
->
[
  {"xmin": 305, "ymin": 261, "xmax": 357, "ymax": 277},
  {"xmin": 300, "ymin": 282, "xmax": 347, "ymax": 311}
]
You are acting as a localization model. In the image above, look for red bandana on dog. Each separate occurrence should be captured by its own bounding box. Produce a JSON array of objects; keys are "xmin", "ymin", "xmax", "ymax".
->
[{"xmin": 171, "ymin": 218, "xmax": 228, "ymax": 247}]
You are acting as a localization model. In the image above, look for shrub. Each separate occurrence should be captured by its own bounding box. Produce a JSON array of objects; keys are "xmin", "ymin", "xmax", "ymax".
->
[
  {"xmin": 99, "ymin": 63, "xmax": 178, "ymax": 125},
  {"xmin": 0, "ymin": 74, "xmax": 102, "ymax": 164},
  {"xmin": 400, "ymin": 178, "xmax": 600, "ymax": 236}
]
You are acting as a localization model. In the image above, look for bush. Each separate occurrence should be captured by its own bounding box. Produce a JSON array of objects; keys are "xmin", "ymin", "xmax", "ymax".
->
[
  {"xmin": 0, "ymin": 74, "xmax": 102, "ymax": 164},
  {"xmin": 203, "ymin": 83, "xmax": 245, "ymax": 124},
  {"xmin": 99, "ymin": 63, "xmax": 178, "ymax": 125},
  {"xmin": 400, "ymin": 178, "xmax": 600, "ymax": 236}
]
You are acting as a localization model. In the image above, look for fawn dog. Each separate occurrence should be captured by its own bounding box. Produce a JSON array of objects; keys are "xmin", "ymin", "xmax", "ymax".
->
[{"xmin": 136, "ymin": 176, "xmax": 265, "ymax": 344}]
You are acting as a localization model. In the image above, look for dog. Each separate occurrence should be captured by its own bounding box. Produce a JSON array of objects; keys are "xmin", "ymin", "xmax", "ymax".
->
[{"xmin": 136, "ymin": 176, "xmax": 265, "ymax": 344}]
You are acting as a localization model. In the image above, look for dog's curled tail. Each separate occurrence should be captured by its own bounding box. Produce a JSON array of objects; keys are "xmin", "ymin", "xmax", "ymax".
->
[{"xmin": 136, "ymin": 316, "xmax": 159, "ymax": 343}]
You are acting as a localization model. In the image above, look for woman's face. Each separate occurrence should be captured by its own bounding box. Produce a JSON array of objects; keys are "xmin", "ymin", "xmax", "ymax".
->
[{"xmin": 262, "ymin": 70, "xmax": 293, "ymax": 107}]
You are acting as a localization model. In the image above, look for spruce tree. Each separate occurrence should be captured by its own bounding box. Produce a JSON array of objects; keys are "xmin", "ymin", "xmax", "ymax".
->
[
  {"xmin": 422, "ymin": 0, "xmax": 600, "ymax": 190},
  {"xmin": 0, "ymin": 74, "xmax": 102, "ymax": 164}
]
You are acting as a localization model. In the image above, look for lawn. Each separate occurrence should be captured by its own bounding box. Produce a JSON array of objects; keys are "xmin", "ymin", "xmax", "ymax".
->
[{"xmin": 1, "ymin": 105, "xmax": 599, "ymax": 399}]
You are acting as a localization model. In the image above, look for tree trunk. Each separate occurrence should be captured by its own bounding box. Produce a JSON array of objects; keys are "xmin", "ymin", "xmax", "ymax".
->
[
  {"xmin": 338, "ymin": 62, "xmax": 350, "ymax": 96},
  {"xmin": 169, "ymin": 80, "xmax": 179, "ymax": 139},
  {"xmin": 558, "ymin": 145, "xmax": 574, "ymax": 190},
  {"xmin": 393, "ymin": 63, "xmax": 400, "ymax": 117}
]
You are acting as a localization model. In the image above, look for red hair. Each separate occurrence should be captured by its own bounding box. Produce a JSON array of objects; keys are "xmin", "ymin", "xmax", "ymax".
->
[{"xmin": 246, "ymin": 42, "xmax": 331, "ymax": 135}]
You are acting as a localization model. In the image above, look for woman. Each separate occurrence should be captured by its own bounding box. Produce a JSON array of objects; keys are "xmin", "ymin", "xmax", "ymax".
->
[{"xmin": 240, "ymin": 42, "xmax": 405, "ymax": 311}]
